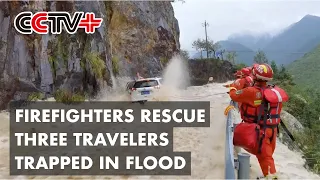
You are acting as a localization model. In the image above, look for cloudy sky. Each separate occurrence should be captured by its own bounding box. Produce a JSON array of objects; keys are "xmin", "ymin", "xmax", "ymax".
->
[{"xmin": 172, "ymin": 0, "xmax": 320, "ymax": 52}]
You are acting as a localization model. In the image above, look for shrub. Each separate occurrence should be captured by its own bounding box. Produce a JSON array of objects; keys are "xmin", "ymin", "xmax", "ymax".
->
[
  {"xmin": 54, "ymin": 89, "xmax": 85, "ymax": 104},
  {"xmin": 84, "ymin": 52, "xmax": 106, "ymax": 78},
  {"xmin": 27, "ymin": 92, "xmax": 43, "ymax": 101},
  {"xmin": 111, "ymin": 56, "xmax": 120, "ymax": 75},
  {"xmin": 273, "ymin": 64, "xmax": 320, "ymax": 174},
  {"xmin": 235, "ymin": 63, "xmax": 247, "ymax": 71},
  {"xmin": 160, "ymin": 57, "xmax": 169, "ymax": 65}
]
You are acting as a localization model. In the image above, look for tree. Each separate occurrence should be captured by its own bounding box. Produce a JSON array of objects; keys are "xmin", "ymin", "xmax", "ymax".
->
[
  {"xmin": 225, "ymin": 51, "xmax": 237, "ymax": 64},
  {"xmin": 207, "ymin": 39, "xmax": 221, "ymax": 59},
  {"xmin": 219, "ymin": 49, "xmax": 226, "ymax": 60},
  {"xmin": 236, "ymin": 63, "xmax": 247, "ymax": 71},
  {"xmin": 179, "ymin": 49, "xmax": 189, "ymax": 60},
  {"xmin": 192, "ymin": 38, "xmax": 220, "ymax": 59},
  {"xmin": 192, "ymin": 38, "xmax": 206, "ymax": 59},
  {"xmin": 272, "ymin": 64, "xmax": 295, "ymax": 87},
  {"xmin": 254, "ymin": 50, "xmax": 269, "ymax": 64},
  {"xmin": 270, "ymin": 60, "xmax": 278, "ymax": 76}
]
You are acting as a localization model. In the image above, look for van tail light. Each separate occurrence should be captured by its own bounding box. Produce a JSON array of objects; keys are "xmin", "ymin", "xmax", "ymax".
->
[{"xmin": 131, "ymin": 88, "xmax": 136, "ymax": 91}]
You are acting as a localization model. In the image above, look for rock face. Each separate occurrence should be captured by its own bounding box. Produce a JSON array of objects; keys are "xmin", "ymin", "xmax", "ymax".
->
[
  {"xmin": 281, "ymin": 110, "xmax": 304, "ymax": 132},
  {"xmin": 188, "ymin": 59, "xmax": 235, "ymax": 86},
  {"xmin": 279, "ymin": 110, "xmax": 304, "ymax": 151},
  {"xmin": 0, "ymin": 1, "xmax": 179, "ymax": 105}
]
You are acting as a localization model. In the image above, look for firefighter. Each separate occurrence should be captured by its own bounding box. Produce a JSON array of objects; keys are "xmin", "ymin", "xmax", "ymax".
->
[
  {"xmin": 223, "ymin": 67, "xmax": 255, "ymax": 112},
  {"xmin": 223, "ymin": 70, "xmax": 243, "ymax": 88},
  {"xmin": 227, "ymin": 63, "xmax": 289, "ymax": 179},
  {"xmin": 223, "ymin": 67, "xmax": 254, "ymax": 89},
  {"xmin": 242, "ymin": 66, "xmax": 254, "ymax": 87}
]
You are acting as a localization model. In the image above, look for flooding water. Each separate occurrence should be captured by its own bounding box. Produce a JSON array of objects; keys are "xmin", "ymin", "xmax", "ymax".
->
[{"xmin": 0, "ymin": 56, "xmax": 319, "ymax": 179}]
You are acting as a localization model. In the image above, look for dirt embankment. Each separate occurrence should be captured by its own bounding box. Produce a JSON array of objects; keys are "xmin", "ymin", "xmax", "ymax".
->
[{"xmin": 188, "ymin": 59, "xmax": 235, "ymax": 86}]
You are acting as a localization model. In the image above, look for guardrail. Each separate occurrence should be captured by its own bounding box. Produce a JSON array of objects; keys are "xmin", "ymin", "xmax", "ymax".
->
[{"xmin": 225, "ymin": 101, "xmax": 251, "ymax": 179}]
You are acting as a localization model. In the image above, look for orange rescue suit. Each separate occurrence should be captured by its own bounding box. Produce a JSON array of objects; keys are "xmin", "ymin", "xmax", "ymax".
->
[
  {"xmin": 225, "ymin": 77, "xmax": 254, "ymax": 110},
  {"xmin": 229, "ymin": 83, "xmax": 289, "ymax": 176},
  {"xmin": 225, "ymin": 78, "xmax": 247, "ymax": 89}
]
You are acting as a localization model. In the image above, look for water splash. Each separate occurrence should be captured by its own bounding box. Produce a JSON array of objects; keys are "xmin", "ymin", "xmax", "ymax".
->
[
  {"xmin": 151, "ymin": 54, "xmax": 190, "ymax": 101},
  {"xmin": 162, "ymin": 54, "xmax": 190, "ymax": 89},
  {"xmin": 98, "ymin": 54, "xmax": 191, "ymax": 102},
  {"xmin": 97, "ymin": 76, "xmax": 132, "ymax": 101},
  {"xmin": 110, "ymin": 73, "xmax": 117, "ymax": 90}
]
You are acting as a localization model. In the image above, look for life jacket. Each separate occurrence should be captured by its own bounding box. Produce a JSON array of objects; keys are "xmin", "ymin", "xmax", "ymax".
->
[
  {"xmin": 240, "ymin": 85, "xmax": 288, "ymax": 127},
  {"xmin": 234, "ymin": 84, "xmax": 289, "ymax": 154}
]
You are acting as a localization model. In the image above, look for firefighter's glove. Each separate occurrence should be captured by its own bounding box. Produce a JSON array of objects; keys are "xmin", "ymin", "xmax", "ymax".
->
[{"xmin": 229, "ymin": 87, "xmax": 237, "ymax": 93}]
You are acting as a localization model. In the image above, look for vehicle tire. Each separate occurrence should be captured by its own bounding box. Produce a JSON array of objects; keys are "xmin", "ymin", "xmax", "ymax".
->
[
  {"xmin": 139, "ymin": 100, "xmax": 147, "ymax": 105},
  {"xmin": 139, "ymin": 101, "xmax": 145, "ymax": 105}
]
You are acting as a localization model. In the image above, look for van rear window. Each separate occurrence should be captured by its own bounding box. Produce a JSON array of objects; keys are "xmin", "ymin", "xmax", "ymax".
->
[{"xmin": 133, "ymin": 80, "xmax": 158, "ymax": 88}]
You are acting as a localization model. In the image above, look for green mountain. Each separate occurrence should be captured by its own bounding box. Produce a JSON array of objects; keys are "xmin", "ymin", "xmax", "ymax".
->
[
  {"xmin": 287, "ymin": 44, "xmax": 320, "ymax": 89},
  {"xmin": 263, "ymin": 15, "xmax": 320, "ymax": 65}
]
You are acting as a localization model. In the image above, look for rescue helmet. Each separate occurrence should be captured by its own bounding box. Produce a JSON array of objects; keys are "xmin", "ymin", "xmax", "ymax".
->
[
  {"xmin": 241, "ymin": 67, "xmax": 251, "ymax": 76},
  {"xmin": 252, "ymin": 63, "xmax": 273, "ymax": 81},
  {"xmin": 234, "ymin": 70, "xmax": 243, "ymax": 78}
]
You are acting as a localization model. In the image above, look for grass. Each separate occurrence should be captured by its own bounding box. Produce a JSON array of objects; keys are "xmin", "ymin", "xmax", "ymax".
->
[
  {"xmin": 160, "ymin": 57, "xmax": 169, "ymax": 65},
  {"xmin": 48, "ymin": 55, "xmax": 58, "ymax": 78},
  {"xmin": 54, "ymin": 89, "xmax": 85, "ymax": 104},
  {"xmin": 27, "ymin": 92, "xmax": 44, "ymax": 101},
  {"xmin": 57, "ymin": 34, "xmax": 69, "ymax": 65},
  {"xmin": 111, "ymin": 56, "xmax": 120, "ymax": 75},
  {"xmin": 84, "ymin": 52, "xmax": 106, "ymax": 78},
  {"xmin": 47, "ymin": 33, "xmax": 70, "ymax": 78}
]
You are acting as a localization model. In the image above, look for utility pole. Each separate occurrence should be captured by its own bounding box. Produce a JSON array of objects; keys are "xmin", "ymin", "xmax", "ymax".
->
[{"xmin": 203, "ymin": 20, "xmax": 209, "ymax": 58}]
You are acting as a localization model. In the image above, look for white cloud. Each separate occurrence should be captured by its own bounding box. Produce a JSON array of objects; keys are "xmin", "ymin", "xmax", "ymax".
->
[{"xmin": 172, "ymin": 0, "xmax": 320, "ymax": 51}]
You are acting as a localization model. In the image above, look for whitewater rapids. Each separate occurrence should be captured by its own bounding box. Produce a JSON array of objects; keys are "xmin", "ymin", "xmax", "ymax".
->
[{"xmin": 0, "ymin": 82, "xmax": 319, "ymax": 179}]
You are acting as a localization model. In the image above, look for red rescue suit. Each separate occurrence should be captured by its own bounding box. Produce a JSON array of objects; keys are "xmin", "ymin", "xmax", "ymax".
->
[{"xmin": 229, "ymin": 82, "xmax": 289, "ymax": 176}]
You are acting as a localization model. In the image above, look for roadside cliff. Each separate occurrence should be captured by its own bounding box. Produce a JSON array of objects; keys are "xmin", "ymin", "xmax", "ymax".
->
[{"xmin": 0, "ymin": 1, "xmax": 179, "ymax": 107}]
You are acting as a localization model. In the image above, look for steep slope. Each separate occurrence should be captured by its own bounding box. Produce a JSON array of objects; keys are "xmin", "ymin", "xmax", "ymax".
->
[
  {"xmin": 0, "ymin": 1, "xmax": 179, "ymax": 102},
  {"xmin": 191, "ymin": 40, "xmax": 255, "ymax": 65},
  {"xmin": 263, "ymin": 15, "xmax": 320, "ymax": 65},
  {"xmin": 227, "ymin": 33, "xmax": 272, "ymax": 51},
  {"xmin": 287, "ymin": 45, "xmax": 320, "ymax": 89}
]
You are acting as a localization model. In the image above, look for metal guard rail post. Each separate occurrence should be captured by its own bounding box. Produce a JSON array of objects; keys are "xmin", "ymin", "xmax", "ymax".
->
[{"xmin": 225, "ymin": 101, "xmax": 251, "ymax": 179}]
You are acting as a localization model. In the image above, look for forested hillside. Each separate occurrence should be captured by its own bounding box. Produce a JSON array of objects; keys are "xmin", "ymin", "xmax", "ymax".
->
[{"xmin": 287, "ymin": 45, "xmax": 320, "ymax": 89}]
